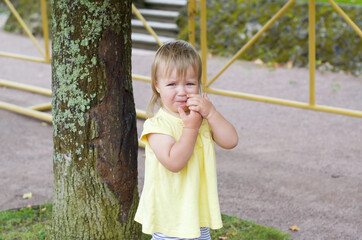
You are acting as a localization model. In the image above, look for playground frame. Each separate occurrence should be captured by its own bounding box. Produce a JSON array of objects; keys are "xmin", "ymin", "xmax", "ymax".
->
[{"xmin": 0, "ymin": 0, "xmax": 361, "ymax": 122}]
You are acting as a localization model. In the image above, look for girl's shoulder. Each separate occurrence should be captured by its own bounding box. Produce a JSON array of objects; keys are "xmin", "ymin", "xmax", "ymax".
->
[
  {"xmin": 145, "ymin": 109, "xmax": 182, "ymax": 127},
  {"xmin": 140, "ymin": 109, "xmax": 184, "ymax": 146},
  {"xmin": 142, "ymin": 109, "xmax": 182, "ymax": 135}
]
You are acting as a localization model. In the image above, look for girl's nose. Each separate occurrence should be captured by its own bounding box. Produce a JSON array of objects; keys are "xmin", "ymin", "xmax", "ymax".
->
[{"xmin": 177, "ymin": 86, "xmax": 187, "ymax": 95}]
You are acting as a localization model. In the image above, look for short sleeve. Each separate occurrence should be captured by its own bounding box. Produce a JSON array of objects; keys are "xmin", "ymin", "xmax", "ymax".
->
[{"xmin": 140, "ymin": 116, "xmax": 174, "ymax": 147}]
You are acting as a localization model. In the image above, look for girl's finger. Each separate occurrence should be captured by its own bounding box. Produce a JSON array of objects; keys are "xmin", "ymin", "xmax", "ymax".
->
[
  {"xmin": 203, "ymin": 93, "xmax": 209, "ymax": 100},
  {"xmin": 189, "ymin": 109, "xmax": 201, "ymax": 119},
  {"xmin": 186, "ymin": 98, "xmax": 199, "ymax": 106},
  {"xmin": 188, "ymin": 106, "xmax": 199, "ymax": 112}
]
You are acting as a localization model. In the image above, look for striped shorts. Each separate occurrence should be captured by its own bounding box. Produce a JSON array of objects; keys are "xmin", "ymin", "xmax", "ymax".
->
[{"xmin": 151, "ymin": 227, "xmax": 211, "ymax": 240}]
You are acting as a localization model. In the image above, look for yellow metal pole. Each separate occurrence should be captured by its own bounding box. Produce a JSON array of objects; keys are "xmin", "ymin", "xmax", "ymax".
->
[
  {"xmin": 309, "ymin": 0, "xmax": 316, "ymax": 105},
  {"xmin": 3, "ymin": 0, "xmax": 46, "ymax": 59},
  {"xmin": 0, "ymin": 79, "xmax": 52, "ymax": 96},
  {"xmin": 29, "ymin": 102, "xmax": 52, "ymax": 111},
  {"xmin": 205, "ymin": 88, "xmax": 362, "ymax": 118},
  {"xmin": 136, "ymin": 109, "xmax": 147, "ymax": 119},
  {"xmin": 132, "ymin": 4, "xmax": 163, "ymax": 47},
  {"xmin": 328, "ymin": 0, "xmax": 362, "ymax": 38},
  {"xmin": 28, "ymin": 104, "xmax": 146, "ymax": 118},
  {"xmin": 206, "ymin": 0, "xmax": 296, "ymax": 87},
  {"xmin": 40, "ymin": 0, "xmax": 51, "ymax": 62},
  {"xmin": 0, "ymin": 51, "xmax": 50, "ymax": 63},
  {"xmin": 0, "ymin": 101, "xmax": 52, "ymax": 122},
  {"xmin": 132, "ymin": 74, "xmax": 151, "ymax": 83},
  {"xmin": 200, "ymin": 0, "xmax": 207, "ymax": 89},
  {"xmin": 138, "ymin": 140, "xmax": 145, "ymax": 148},
  {"xmin": 0, "ymin": 101, "xmax": 147, "ymax": 147},
  {"xmin": 188, "ymin": 0, "xmax": 197, "ymax": 47}
]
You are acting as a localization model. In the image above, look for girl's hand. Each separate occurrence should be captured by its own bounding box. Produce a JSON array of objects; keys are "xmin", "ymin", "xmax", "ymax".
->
[
  {"xmin": 187, "ymin": 93, "xmax": 217, "ymax": 120},
  {"xmin": 178, "ymin": 107, "xmax": 202, "ymax": 130},
  {"xmin": 187, "ymin": 93, "xmax": 238, "ymax": 149}
]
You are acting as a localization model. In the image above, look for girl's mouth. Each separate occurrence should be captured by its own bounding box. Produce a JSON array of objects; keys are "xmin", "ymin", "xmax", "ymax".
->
[{"xmin": 175, "ymin": 99, "xmax": 187, "ymax": 104}]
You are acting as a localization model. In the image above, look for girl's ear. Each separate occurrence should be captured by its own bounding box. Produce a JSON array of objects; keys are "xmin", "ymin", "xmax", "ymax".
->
[{"xmin": 155, "ymin": 82, "xmax": 160, "ymax": 93}]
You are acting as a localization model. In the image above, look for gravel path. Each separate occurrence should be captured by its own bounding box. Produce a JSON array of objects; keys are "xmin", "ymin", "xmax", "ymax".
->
[{"xmin": 1, "ymin": 28, "xmax": 361, "ymax": 240}]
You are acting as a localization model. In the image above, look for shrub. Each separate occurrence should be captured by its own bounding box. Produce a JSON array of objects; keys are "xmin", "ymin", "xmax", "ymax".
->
[{"xmin": 177, "ymin": 0, "xmax": 362, "ymax": 75}]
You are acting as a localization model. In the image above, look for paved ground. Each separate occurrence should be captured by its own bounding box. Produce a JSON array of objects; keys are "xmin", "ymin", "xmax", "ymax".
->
[{"xmin": 1, "ymin": 27, "xmax": 361, "ymax": 240}]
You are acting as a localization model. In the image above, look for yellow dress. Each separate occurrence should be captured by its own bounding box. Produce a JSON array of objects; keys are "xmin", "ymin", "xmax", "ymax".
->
[{"xmin": 135, "ymin": 108, "xmax": 222, "ymax": 239}]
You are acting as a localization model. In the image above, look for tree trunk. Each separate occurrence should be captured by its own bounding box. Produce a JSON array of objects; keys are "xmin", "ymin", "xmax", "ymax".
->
[{"xmin": 51, "ymin": 0, "xmax": 140, "ymax": 238}]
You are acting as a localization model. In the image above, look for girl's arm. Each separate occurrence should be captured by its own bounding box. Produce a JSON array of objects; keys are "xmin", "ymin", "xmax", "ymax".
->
[
  {"xmin": 187, "ymin": 93, "xmax": 238, "ymax": 149},
  {"xmin": 148, "ymin": 108, "xmax": 202, "ymax": 173}
]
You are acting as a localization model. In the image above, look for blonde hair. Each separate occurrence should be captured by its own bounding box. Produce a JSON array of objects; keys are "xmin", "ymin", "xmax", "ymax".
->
[{"xmin": 147, "ymin": 40, "xmax": 202, "ymax": 117}]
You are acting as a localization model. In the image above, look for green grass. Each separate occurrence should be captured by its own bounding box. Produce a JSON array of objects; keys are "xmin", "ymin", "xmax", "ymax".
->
[
  {"xmin": 0, "ymin": 203, "xmax": 291, "ymax": 240},
  {"xmin": 210, "ymin": 215, "xmax": 291, "ymax": 240},
  {"xmin": 0, "ymin": 203, "xmax": 52, "ymax": 240},
  {"xmin": 299, "ymin": 0, "xmax": 362, "ymax": 4}
]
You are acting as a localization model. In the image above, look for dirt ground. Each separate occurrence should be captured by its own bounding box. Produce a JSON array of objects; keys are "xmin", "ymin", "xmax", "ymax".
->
[{"xmin": 1, "ymin": 27, "xmax": 361, "ymax": 240}]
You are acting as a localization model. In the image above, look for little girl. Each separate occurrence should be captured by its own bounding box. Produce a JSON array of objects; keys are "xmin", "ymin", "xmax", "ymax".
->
[{"xmin": 135, "ymin": 40, "xmax": 238, "ymax": 240}]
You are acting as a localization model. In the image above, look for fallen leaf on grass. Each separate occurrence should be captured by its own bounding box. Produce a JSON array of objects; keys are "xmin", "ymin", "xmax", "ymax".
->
[
  {"xmin": 289, "ymin": 225, "xmax": 300, "ymax": 231},
  {"xmin": 23, "ymin": 192, "xmax": 32, "ymax": 199},
  {"xmin": 254, "ymin": 59, "xmax": 264, "ymax": 66},
  {"xmin": 27, "ymin": 205, "xmax": 32, "ymax": 208},
  {"xmin": 40, "ymin": 208, "xmax": 47, "ymax": 212},
  {"xmin": 218, "ymin": 233, "xmax": 230, "ymax": 239},
  {"xmin": 285, "ymin": 61, "xmax": 293, "ymax": 69}
]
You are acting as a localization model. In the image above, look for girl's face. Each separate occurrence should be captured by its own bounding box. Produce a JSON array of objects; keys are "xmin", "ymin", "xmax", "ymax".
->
[{"xmin": 155, "ymin": 66, "xmax": 199, "ymax": 116}]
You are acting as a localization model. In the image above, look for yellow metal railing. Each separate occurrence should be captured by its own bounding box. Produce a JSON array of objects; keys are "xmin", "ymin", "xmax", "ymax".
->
[
  {"xmin": 131, "ymin": 0, "xmax": 362, "ymax": 118},
  {"xmin": 0, "ymin": 0, "xmax": 50, "ymax": 63},
  {"xmin": 309, "ymin": 0, "xmax": 316, "ymax": 106},
  {"xmin": 205, "ymin": 0, "xmax": 297, "ymax": 88},
  {"xmin": 0, "ymin": 0, "xmax": 52, "ymax": 123},
  {"xmin": 328, "ymin": 0, "xmax": 362, "ymax": 37},
  {"xmin": 0, "ymin": 79, "xmax": 51, "ymax": 96},
  {"xmin": 132, "ymin": 3, "xmax": 163, "ymax": 47},
  {"xmin": 195, "ymin": 0, "xmax": 361, "ymax": 118},
  {"xmin": 187, "ymin": 0, "xmax": 197, "ymax": 47},
  {"xmin": 1, "ymin": 0, "xmax": 361, "ymax": 125}
]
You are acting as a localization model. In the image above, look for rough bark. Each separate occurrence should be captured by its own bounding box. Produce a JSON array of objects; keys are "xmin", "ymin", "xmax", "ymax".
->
[{"xmin": 51, "ymin": 0, "xmax": 140, "ymax": 238}]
